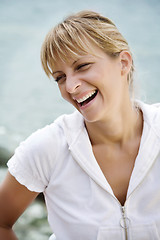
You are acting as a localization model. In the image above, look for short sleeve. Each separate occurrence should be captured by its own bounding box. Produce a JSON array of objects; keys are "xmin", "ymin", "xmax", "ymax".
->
[{"xmin": 7, "ymin": 123, "xmax": 60, "ymax": 192}]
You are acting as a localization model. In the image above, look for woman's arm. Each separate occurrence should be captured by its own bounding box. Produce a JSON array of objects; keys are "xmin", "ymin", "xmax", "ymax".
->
[{"xmin": 0, "ymin": 171, "xmax": 39, "ymax": 239}]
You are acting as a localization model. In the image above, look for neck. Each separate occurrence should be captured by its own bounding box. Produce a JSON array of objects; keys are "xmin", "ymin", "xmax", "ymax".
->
[{"xmin": 85, "ymin": 100, "xmax": 142, "ymax": 147}]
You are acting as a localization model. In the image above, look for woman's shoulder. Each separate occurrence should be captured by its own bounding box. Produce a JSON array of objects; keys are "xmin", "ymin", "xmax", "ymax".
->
[
  {"xmin": 25, "ymin": 110, "xmax": 83, "ymax": 145},
  {"xmin": 6, "ymin": 111, "xmax": 83, "ymax": 192}
]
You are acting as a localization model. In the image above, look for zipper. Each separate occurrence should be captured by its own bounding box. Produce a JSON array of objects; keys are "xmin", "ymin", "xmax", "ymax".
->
[
  {"xmin": 120, "ymin": 205, "xmax": 130, "ymax": 240},
  {"xmin": 109, "ymin": 194, "xmax": 130, "ymax": 240}
]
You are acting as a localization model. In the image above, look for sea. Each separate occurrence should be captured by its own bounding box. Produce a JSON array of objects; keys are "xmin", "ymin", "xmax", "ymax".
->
[{"xmin": 0, "ymin": 0, "xmax": 160, "ymax": 155}]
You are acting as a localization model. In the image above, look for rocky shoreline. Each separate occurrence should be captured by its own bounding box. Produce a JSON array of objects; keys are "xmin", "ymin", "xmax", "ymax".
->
[{"xmin": 0, "ymin": 146, "xmax": 13, "ymax": 166}]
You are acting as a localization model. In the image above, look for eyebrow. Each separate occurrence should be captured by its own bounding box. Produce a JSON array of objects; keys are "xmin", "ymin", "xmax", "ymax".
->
[
  {"xmin": 52, "ymin": 70, "xmax": 63, "ymax": 76},
  {"xmin": 71, "ymin": 59, "xmax": 79, "ymax": 66}
]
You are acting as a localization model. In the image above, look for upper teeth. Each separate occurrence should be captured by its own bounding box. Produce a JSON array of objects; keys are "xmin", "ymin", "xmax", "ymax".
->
[{"xmin": 76, "ymin": 90, "xmax": 96, "ymax": 103}]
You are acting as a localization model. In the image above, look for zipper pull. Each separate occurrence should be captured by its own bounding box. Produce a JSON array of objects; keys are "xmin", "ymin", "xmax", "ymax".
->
[{"xmin": 120, "ymin": 206, "xmax": 130, "ymax": 229}]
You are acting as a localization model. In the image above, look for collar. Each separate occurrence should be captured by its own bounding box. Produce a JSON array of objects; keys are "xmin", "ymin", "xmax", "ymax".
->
[{"xmin": 54, "ymin": 101, "xmax": 160, "ymax": 197}]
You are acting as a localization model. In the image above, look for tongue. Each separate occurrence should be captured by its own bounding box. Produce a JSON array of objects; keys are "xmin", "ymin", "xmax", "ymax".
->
[{"xmin": 81, "ymin": 91, "xmax": 97, "ymax": 106}]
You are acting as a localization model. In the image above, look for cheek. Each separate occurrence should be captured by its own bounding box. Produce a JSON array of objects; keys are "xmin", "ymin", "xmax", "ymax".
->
[
  {"xmin": 58, "ymin": 85, "xmax": 66, "ymax": 99},
  {"xmin": 59, "ymin": 86, "xmax": 76, "ymax": 105},
  {"xmin": 59, "ymin": 88, "xmax": 70, "ymax": 101}
]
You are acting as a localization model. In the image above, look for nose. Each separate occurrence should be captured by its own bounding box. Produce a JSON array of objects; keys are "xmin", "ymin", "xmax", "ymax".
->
[{"xmin": 65, "ymin": 75, "xmax": 81, "ymax": 93}]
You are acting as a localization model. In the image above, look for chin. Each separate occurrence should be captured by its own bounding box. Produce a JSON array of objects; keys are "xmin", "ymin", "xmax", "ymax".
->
[{"xmin": 81, "ymin": 112, "xmax": 102, "ymax": 123}]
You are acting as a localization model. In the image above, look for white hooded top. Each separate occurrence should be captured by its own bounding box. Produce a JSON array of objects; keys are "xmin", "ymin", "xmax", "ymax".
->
[{"xmin": 7, "ymin": 101, "xmax": 160, "ymax": 240}]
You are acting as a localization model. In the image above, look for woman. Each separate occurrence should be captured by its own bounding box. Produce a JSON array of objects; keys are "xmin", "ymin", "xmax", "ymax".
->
[{"xmin": 0, "ymin": 10, "xmax": 160, "ymax": 240}]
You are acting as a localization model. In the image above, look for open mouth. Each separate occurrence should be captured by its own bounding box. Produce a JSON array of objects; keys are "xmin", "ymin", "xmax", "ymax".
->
[{"xmin": 79, "ymin": 90, "xmax": 98, "ymax": 107}]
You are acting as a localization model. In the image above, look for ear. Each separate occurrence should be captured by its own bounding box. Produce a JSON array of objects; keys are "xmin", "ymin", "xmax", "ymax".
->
[{"xmin": 119, "ymin": 51, "xmax": 132, "ymax": 77}]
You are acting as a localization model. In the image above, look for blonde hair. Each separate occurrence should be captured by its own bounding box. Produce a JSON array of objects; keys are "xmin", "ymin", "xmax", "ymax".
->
[{"xmin": 41, "ymin": 10, "xmax": 135, "ymax": 95}]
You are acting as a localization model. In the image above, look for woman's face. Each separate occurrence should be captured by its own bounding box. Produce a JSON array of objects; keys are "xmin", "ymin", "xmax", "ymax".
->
[{"xmin": 52, "ymin": 45, "xmax": 129, "ymax": 123}]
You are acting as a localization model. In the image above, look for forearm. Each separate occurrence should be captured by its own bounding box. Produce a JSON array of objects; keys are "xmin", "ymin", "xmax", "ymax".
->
[{"xmin": 0, "ymin": 226, "xmax": 18, "ymax": 240}]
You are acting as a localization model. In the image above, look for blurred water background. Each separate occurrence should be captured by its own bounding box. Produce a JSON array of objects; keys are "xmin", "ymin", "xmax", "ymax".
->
[{"xmin": 0, "ymin": 0, "xmax": 160, "ymax": 239}]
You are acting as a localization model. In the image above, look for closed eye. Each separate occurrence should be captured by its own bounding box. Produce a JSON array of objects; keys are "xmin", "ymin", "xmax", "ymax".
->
[
  {"xmin": 76, "ymin": 63, "xmax": 91, "ymax": 71},
  {"xmin": 54, "ymin": 74, "xmax": 66, "ymax": 83}
]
